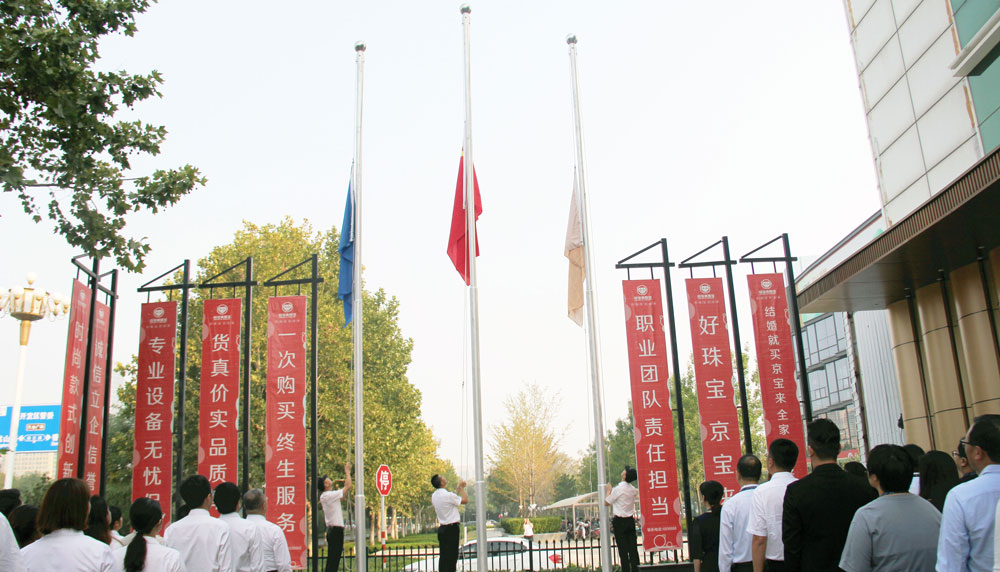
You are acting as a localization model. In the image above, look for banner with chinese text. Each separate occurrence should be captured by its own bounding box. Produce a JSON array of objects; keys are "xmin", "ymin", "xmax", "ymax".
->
[
  {"xmin": 132, "ymin": 302, "xmax": 177, "ymax": 527},
  {"xmin": 747, "ymin": 274, "xmax": 807, "ymax": 477},
  {"xmin": 621, "ymin": 280, "xmax": 683, "ymax": 550},
  {"xmin": 266, "ymin": 296, "xmax": 307, "ymax": 569},
  {"xmin": 198, "ymin": 299, "xmax": 241, "ymax": 493},
  {"xmin": 57, "ymin": 280, "xmax": 92, "ymax": 479},
  {"xmin": 685, "ymin": 278, "xmax": 742, "ymax": 496},
  {"xmin": 82, "ymin": 300, "xmax": 110, "ymax": 492}
]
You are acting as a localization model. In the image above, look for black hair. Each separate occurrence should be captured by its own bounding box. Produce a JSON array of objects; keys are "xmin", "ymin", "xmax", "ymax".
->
[
  {"xmin": 213, "ymin": 482, "xmax": 241, "ymax": 514},
  {"xmin": 431, "ymin": 474, "xmax": 443, "ymax": 489},
  {"xmin": 919, "ymin": 450, "xmax": 959, "ymax": 511},
  {"xmin": 84, "ymin": 495, "xmax": 111, "ymax": 544},
  {"xmin": 623, "ymin": 466, "xmax": 638, "ymax": 483},
  {"xmin": 768, "ymin": 438, "xmax": 799, "ymax": 472},
  {"xmin": 37, "ymin": 479, "xmax": 89, "ymax": 533},
  {"xmin": 317, "ymin": 475, "xmax": 329, "ymax": 492},
  {"xmin": 177, "ymin": 475, "xmax": 211, "ymax": 519},
  {"xmin": 807, "ymin": 418, "xmax": 842, "ymax": 461},
  {"xmin": 243, "ymin": 488, "xmax": 265, "ymax": 512},
  {"xmin": 902, "ymin": 444, "xmax": 925, "ymax": 467},
  {"xmin": 8, "ymin": 504, "xmax": 39, "ymax": 547},
  {"xmin": 844, "ymin": 461, "xmax": 868, "ymax": 479},
  {"xmin": 969, "ymin": 414, "xmax": 1000, "ymax": 462},
  {"xmin": 0, "ymin": 488, "xmax": 22, "ymax": 517},
  {"xmin": 737, "ymin": 455, "xmax": 762, "ymax": 481},
  {"xmin": 124, "ymin": 498, "xmax": 163, "ymax": 572},
  {"xmin": 867, "ymin": 444, "xmax": 912, "ymax": 493},
  {"xmin": 699, "ymin": 481, "xmax": 724, "ymax": 509},
  {"xmin": 956, "ymin": 441, "xmax": 968, "ymax": 460},
  {"xmin": 109, "ymin": 505, "xmax": 122, "ymax": 528}
]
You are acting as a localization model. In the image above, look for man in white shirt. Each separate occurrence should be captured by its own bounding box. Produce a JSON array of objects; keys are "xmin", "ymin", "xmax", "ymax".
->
[
  {"xmin": 319, "ymin": 463, "xmax": 352, "ymax": 572},
  {"xmin": 244, "ymin": 488, "xmax": 292, "ymax": 572},
  {"xmin": 431, "ymin": 474, "xmax": 467, "ymax": 572},
  {"xmin": 215, "ymin": 482, "xmax": 264, "ymax": 572},
  {"xmin": 719, "ymin": 454, "xmax": 761, "ymax": 572},
  {"xmin": 605, "ymin": 466, "xmax": 640, "ymax": 572},
  {"xmin": 164, "ymin": 474, "xmax": 235, "ymax": 572},
  {"xmin": 0, "ymin": 511, "xmax": 24, "ymax": 572},
  {"xmin": 748, "ymin": 438, "xmax": 799, "ymax": 572}
]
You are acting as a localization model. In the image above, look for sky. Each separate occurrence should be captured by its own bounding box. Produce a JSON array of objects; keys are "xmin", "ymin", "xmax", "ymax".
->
[{"xmin": 0, "ymin": 1, "xmax": 881, "ymax": 479}]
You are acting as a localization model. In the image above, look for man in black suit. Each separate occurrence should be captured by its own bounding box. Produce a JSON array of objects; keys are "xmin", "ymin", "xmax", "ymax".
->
[{"xmin": 781, "ymin": 418, "xmax": 877, "ymax": 572}]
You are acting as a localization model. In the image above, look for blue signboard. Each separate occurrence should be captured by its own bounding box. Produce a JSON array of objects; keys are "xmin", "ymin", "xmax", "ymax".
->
[{"xmin": 0, "ymin": 404, "xmax": 60, "ymax": 452}]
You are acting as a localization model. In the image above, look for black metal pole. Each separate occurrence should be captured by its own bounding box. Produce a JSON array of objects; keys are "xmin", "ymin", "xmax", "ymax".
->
[
  {"xmin": 98, "ymin": 269, "xmax": 118, "ymax": 496},
  {"xmin": 77, "ymin": 258, "xmax": 100, "ymax": 479},
  {"xmin": 659, "ymin": 239, "xmax": 693, "ymax": 534},
  {"xmin": 782, "ymin": 234, "xmax": 813, "ymax": 423},
  {"xmin": 722, "ymin": 237, "xmax": 752, "ymax": 455},
  {"xmin": 175, "ymin": 260, "xmax": 191, "ymax": 514},
  {"xmin": 310, "ymin": 254, "xmax": 320, "ymax": 572},
  {"xmin": 242, "ymin": 257, "xmax": 254, "ymax": 494}
]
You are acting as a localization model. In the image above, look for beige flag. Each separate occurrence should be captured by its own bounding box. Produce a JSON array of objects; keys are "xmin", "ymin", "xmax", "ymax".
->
[{"xmin": 565, "ymin": 174, "xmax": 585, "ymax": 326}]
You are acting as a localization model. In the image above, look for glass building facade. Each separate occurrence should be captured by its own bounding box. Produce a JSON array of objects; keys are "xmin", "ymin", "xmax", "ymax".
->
[{"xmin": 801, "ymin": 312, "xmax": 863, "ymax": 456}]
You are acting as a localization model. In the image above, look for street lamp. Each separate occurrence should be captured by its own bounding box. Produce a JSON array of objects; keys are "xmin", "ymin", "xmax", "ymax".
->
[{"xmin": 0, "ymin": 274, "xmax": 69, "ymax": 489}]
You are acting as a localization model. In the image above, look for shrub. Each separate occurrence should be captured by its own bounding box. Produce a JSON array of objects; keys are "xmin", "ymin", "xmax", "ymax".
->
[{"xmin": 499, "ymin": 516, "xmax": 562, "ymax": 535}]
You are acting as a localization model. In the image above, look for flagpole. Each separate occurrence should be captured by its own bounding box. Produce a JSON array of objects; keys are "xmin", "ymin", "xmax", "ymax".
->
[
  {"xmin": 352, "ymin": 40, "xmax": 367, "ymax": 572},
  {"xmin": 567, "ymin": 34, "xmax": 612, "ymax": 572},
  {"xmin": 461, "ymin": 5, "xmax": 488, "ymax": 572}
]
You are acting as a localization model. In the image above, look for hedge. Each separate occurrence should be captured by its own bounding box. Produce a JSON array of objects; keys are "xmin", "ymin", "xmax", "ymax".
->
[{"xmin": 500, "ymin": 516, "xmax": 562, "ymax": 535}]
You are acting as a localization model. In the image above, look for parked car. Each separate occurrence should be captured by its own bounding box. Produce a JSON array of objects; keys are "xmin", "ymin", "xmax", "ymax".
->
[{"xmin": 401, "ymin": 537, "xmax": 565, "ymax": 572}]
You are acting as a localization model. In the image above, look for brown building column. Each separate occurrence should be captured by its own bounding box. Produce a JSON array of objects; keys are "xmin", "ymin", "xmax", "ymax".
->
[
  {"xmin": 887, "ymin": 299, "xmax": 933, "ymax": 449},
  {"xmin": 916, "ymin": 283, "xmax": 969, "ymax": 450},
  {"xmin": 952, "ymin": 262, "xmax": 1000, "ymax": 415}
]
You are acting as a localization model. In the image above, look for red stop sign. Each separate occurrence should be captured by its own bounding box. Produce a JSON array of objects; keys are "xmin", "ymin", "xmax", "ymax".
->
[{"xmin": 375, "ymin": 464, "xmax": 392, "ymax": 496}]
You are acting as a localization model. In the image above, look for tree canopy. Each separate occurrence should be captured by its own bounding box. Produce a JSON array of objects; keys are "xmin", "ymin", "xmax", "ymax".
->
[{"xmin": 1, "ymin": 0, "xmax": 204, "ymax": 271}]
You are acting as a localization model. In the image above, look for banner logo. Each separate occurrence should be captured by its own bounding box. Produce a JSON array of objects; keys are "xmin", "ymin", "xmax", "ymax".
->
[
  {"xmin": 699, "ymin": 283, "xmax": 711, "ymax": 294},
  {"xmin": 761, "ymin": 279, "xmax": 773, "ymax": 289},
  {"xmin": 281, "ymin": 302, "xmax": 293, "ymax": 313},
  {"xmin": 217, "ymin": 304, "xmax": 229, "ymax": 315},
  {"xmin": 153, "ymin": 307, "xmax": 165, "ymax": 318},
  {"xmin": 637, "ymin": 285, "xmax": 648, "ymax": 296}
]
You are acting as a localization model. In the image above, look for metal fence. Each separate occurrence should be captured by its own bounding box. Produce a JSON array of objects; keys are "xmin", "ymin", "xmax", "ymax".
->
[{"xmin": 317, "ymin": 537, "xmax": 691, "ymax": 572}]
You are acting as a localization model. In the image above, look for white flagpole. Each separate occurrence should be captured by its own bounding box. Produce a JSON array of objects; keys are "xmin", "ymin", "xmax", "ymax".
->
[
  {"xmin": 353, "ymin": 40, "xmax": 367, "ymax": 572},
  {"xmin": 567, "ymin": 34, "xmax": 612, "ymax": 572},
  {"xmin": 461, "ymin": 5, "xmax": 488, "ymax": 572}
]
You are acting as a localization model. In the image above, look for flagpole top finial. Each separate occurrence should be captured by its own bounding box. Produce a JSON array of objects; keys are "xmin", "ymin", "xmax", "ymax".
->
[
  {"xmin": 460, "ymin": 4, "xmax": 471, "ymax": 14},
  {"xmin": 566, "ymin": 34, "xmax": 577, "ymax": 45},
  {"xmin": 355, "ymin": 42, "xmax": 366, "ymax": 52}
]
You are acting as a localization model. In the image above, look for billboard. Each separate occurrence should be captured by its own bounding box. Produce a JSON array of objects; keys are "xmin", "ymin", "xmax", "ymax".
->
[{"xmin": 0, "ymin": 405, "xmax": 60, "ymax": 452}]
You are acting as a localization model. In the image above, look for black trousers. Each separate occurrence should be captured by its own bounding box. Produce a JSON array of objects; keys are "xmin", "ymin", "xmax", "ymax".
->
[
  {"xmin": 438, "ymin": 522, "xmax": 460, "ymax": 572},
  {"xmin": 612, "ymin": 516, "xmax": 640, "ymax": 572},
  {"xmin": 326, "ymin": 526, "xmax": 344, "ymax": 572},
  {"xmin": 764, "ymin": 560, "xmax": 785, "ymax": 572},
  {"xmin": 732, "ymin": 563, "xmax": 753, "ymax": 572}
]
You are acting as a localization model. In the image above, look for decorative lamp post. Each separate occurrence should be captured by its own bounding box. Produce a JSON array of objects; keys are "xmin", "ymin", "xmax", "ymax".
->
[{"xmin": 0, "ymin": 274, "xmax": 68, "ymax": 488}]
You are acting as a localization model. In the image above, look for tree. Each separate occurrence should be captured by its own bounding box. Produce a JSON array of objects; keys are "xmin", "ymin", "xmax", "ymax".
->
[
  {"xmin": 106, "ymin": 218, "xmax": 446, "ymax": 543},
  {"xmin": 576, "ymin": 410, "xmax": 637, "ymax": 493},
  {"xmin": 1, "ymin": 1, "xmax": 205, "ymax": 271},
  {"xmin": 487, "ymin": 383, "xmax": 568, "ymax": 516}
]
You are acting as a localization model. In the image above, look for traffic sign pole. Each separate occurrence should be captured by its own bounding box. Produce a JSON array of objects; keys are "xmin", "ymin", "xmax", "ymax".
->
[{"xmin": 376, "ymin": 464, "xmax": 391, "ymax": 563}]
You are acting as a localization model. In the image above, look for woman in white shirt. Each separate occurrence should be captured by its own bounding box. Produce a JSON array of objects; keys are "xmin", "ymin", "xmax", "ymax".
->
[
  {"xmin": 21, "ymin": 477, "xmax": 115, "ymax": 572},
  {"xmin": 114, "ymin": 498, "xmax": 184, "ymax": 572}
]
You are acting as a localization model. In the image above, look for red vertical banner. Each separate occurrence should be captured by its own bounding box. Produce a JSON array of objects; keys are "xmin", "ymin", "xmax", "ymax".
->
[
  {"xmin": 747, "ymin": 274, "xmax": 808, "ymax": 477},
  {"xmin": 198, "ymin": 299, "xmax": 242, "ymax": 493},
  {"xmin": 133, "ymin": 302, "xmax": 178, "ymax": 528},
  {"xmin": 82, "ymin": 300, "xmax": 111, "ymax": 492},
  {"xmin": 266, "ymin": 296, "xmax": 307, "ymax": 569},
  {"xmin": 686, "ymin": 278, "xmax": 743, "ymax": 497},
  {"xmin": 57, "ymin": 280, "xmax": 92, "ymax": 479},
  {"xmin": 621, "ymin": 280, "xmax": 683, "ymax": 550}
]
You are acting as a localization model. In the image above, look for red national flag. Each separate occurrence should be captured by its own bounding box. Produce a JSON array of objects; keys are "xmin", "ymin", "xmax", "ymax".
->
[{"xmin": 447, "ymin": 154, "xmax": 482, "ymax": 285}]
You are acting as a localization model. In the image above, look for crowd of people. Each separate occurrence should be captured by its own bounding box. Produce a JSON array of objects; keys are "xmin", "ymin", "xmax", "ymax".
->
[
  {"xmin": 697, "ymin": 414, "xmax": 1000, "ymax": 572},
  {"xmin": 0, "ymin": 473, "xmax": 307, "ymax": 572}
]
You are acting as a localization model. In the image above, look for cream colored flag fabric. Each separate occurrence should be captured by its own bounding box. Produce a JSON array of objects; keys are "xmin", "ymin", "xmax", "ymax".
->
[{"xmin": 565, "ymin": 174, "xmax": 585, "ymax": 326}]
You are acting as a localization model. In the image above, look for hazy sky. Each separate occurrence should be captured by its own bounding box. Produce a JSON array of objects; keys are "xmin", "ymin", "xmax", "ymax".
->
[{"xmin": 0, "ymin": 1, "xmax": 880, "ymax": 478}]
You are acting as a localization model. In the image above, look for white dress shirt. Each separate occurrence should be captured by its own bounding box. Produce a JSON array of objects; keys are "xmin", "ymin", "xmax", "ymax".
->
[
  {"xmin": 245, "ymin": 515, "xmax": 291, "ymax": 572},
  {"xmin": 110, "ymin": 530, "xmax": 127, "ymax": 549},
  {"xmin": 219, "ymin": 513, "xmax": 264, "ymax": 572},
  {"xmin": 432, "ymin": 489, "xmax": 462, "ymax": 525},
  {"xmin": 320, "ymin": 489, "xmax": 345, "ymax": 527},
  {"xmin": 21, "ymin": 528, "xmax": 115, "ymax": 572},
  {"xmin": 0, "ymin": 512, "xmax": 23, "ymax": 572},
  {"xmin": 163, "ymin": 508, "xmax": 234, "ymax": 572},
  {"xmin": 605, "ymin": 482, "xmax": 638, "ymax": 518},
  {"xmin": 747, "ymin": 471, "xmax": 797, "ymax": 561},
  {"xmin": 112, "ymin": 536, "xmax": 185, "ymax": 572},
  {"xmin": 719, "ymin": 483, "xmax": 758, "ymax": 572}
]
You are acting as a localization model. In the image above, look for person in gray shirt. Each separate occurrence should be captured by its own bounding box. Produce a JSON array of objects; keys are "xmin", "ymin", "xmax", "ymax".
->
[{"xmin": 839, "ymin": 444, "xmax": 941, "ymax": 572}]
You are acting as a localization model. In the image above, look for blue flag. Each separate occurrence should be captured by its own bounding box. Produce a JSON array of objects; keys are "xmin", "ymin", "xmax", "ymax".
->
[{"xmin": 338, "ymin": 179, "xmax": 354, "ymax": 325}]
